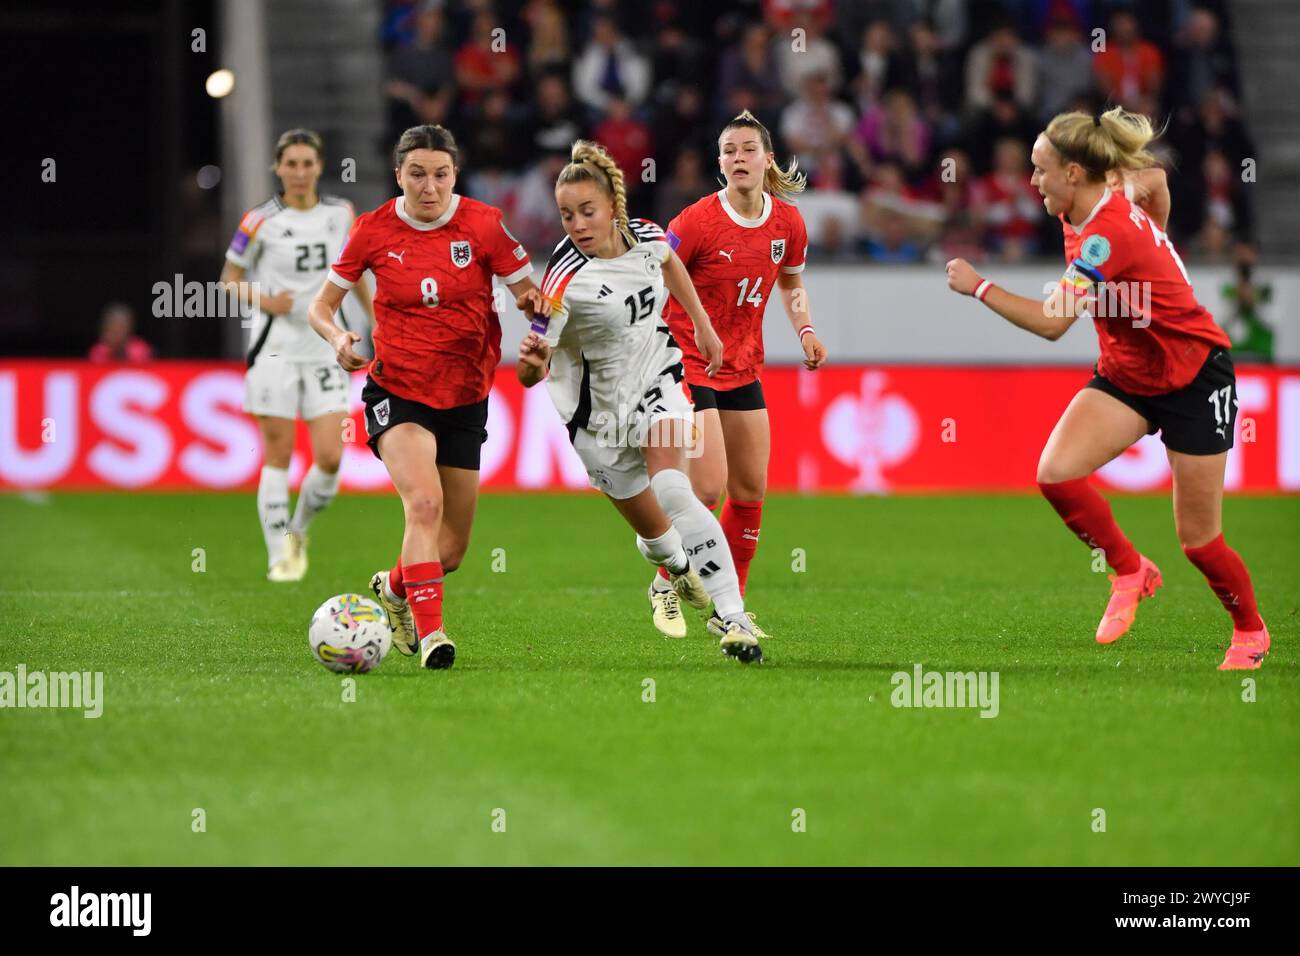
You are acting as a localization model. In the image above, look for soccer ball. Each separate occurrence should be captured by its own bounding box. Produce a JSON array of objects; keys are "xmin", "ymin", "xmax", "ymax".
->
[{"xmin": 309, "ymin": 593, "xmax": 391, "ymax": 673}]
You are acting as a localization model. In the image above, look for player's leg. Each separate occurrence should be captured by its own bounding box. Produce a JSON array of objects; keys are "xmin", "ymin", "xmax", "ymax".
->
[
  {"xmin": 256, "ymin": 415, "xmax": 298, "ymax": 580},
  {"xmin": 605, "ymin": 485, "xmax": 706, "ymax": 638},
  {"xmin": 643, "ymin": 418, "xmax": 761, "ymax": 662},
  {"xmin": 718, "ymin": 399, "xmax": 771, "ymax": 635},
  {"xmin": 287, "ymin": 363, "xmax": 350, "ymax": 570},
  {"xmin": 376, "ymin": 423, "xmax": 453, "ymax": 669},
  {"xmin": 1036, "ymin": 386, "xmax": 1161, "ymax": 643},
  {"xmin": 434, "ymin": 464, "xmax": 480, "ymax": 574},
  {"xmin": 1168, "ymin": 449, "xmax": 1269, "ymax": 670},
  {"xmin": 284, "ymin": 409, "xmax": 347, "ymax": 575},
  {"xmin": 649, "ymin": 391, "xmax": 726, "ymax": 595}
]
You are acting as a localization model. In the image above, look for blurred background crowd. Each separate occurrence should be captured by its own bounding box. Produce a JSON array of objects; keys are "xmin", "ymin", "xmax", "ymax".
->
[{"xmin": 380, "ymin": 0, "xmax": 1256, "ymax": 265}]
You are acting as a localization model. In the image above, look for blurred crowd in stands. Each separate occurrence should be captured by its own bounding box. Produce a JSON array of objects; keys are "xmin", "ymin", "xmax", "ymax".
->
[{"xmin": 380, "ymin": 0, "xmax": 1256, "ymax": 265}]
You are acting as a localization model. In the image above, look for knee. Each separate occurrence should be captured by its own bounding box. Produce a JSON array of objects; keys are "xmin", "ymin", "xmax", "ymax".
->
[
  {"xmin": 314, "ymin": 450, "xmax": 342, "ymax": 475},
  {"xmin": 651, "ymin": 468, "xmax": 696, "ymax": 516},
  {"xmin": 404, "ymin": 494, "xmax": 443, "ymax": 530},
  {"xmin": 695, "ymin": 485, "xmax": 724, "ymax": 511},
  {"xmin": 1175, "ymin": 518, "xmax": 1220, "ymax": 551},
  {"xmin": 1035, "ymin": 450, "xmax": 1078, "ymax": 486}
]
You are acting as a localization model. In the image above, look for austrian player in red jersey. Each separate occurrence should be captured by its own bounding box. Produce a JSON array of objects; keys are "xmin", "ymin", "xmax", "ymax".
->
[
  {"xmin": 653, "ymin": 110, "xmax": 829, "ymax": 639},
  {"xmin": 307, "ymin": 125, "xmax": 537, "ymax": 670},
  {"xmin": 945, "ymin": 106, "xmax": 1269, "ymax": 671}
]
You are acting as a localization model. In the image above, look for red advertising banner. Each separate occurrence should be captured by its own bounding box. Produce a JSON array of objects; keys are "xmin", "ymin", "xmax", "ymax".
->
[{"xmin": 2, "ymin": 361, "xmax": 1297, "ymax": 493}]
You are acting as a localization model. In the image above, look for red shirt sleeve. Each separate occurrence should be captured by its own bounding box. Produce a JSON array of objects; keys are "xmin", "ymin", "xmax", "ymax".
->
[
  {"xmin": 485, "ymin": 210, "xmax": 533, "ymax": 283},
  {"xmin": 665, "ymin": 205, "xmax": 698, "ymax": 266},
  {"xmin": 328, "ymin": 214, "xmax": 372, "ymax": 287},
  {"xmin": 782, "ymin": 206, "xmax": 809, "ymax": 274}
]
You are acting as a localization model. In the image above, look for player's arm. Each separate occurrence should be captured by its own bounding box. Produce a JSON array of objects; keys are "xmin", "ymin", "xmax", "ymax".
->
[
  {"xmin": 1122, "ymin": 167, "xmax": 1170, "ymax": 231},
  {"xmin": 778, "ymin": 272, "xmax": 827, "ymax": 370},
  {"xmin": 346, "ymin": 270, "xmax": 376, "ymax": 327},
  {"xmin": 662, "ymin": 250, "xmax": 723, "ymax": 377},
  {"xmin": 308, "ymin": 279, "xmax": 366, "ymax": 370},
  {"xmin": 945, "ymin": 258, "xmax": 1083, "ymax": 341},
  {"xmin": 512, "ymin": 279, "xmax": 553, "ymax": 388},
  {"xmin": 217, "ymin": 259, "xmax": 293, "ymax": 316}
]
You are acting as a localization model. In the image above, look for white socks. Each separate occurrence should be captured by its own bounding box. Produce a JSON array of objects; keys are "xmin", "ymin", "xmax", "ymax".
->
[
  {"xmin": 636, "ymin": 527, "xmax": 690, "ymax": 575},
  {"xmin": 257, "ymin": 465, "xmax": 290, "ymax": 566},
  {"xmin": 649, "ymin": 468, "xmax": 745, "ymax": 618},
  {"xmin": 290, "ymin": 464, "xmax": 340, "ymax": 535}
]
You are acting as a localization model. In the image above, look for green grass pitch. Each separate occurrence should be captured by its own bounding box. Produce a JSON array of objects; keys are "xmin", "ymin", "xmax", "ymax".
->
[{"xmin": 0, "ymin": 490, "xmax": 1296, "ymax": 865}]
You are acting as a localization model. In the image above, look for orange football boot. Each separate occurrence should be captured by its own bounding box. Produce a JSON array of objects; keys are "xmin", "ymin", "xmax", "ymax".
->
[
  {"xmin": 1096, "ymin": 555, "xmax": 1162, "ymax": 644},
  {"xmin": 1218, "ymin": 624, "xmax": 1270, "ymax": 671}
]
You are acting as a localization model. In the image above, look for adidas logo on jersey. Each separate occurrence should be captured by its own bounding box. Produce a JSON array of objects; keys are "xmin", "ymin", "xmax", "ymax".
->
[{"xmin": 597, "ymin": 284, "xmax": 613, "ymax": 298}]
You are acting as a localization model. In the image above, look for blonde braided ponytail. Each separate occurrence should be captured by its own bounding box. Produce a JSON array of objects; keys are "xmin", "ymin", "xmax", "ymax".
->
[{"xmin": 557, "ymin": 140, "xmax": 637, "ymax": 249}]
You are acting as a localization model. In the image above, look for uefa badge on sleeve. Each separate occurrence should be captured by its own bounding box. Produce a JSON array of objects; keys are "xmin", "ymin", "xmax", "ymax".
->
[
  {"xmin": 771, "ymin": 238, "xmax": 785, "ymax": 263},
  {"xmin": 451, "ymin": 241, "xmax": 472, "ymax": 268}
]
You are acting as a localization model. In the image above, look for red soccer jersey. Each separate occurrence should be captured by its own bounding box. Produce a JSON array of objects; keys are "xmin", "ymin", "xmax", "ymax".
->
[
  {"xmin": 1060, "ymin": 189, "xmax": 1230, "ymax": 396},
  {"xmin": 329, "ymin": 195, "xmax": 532, "ymax": 408},
  {"xmin": 664, "ymin": 189, "xmax": 808, "ymax": 390}
]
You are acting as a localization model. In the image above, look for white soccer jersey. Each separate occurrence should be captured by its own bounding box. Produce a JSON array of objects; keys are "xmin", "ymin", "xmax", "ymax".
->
[
  {"xmin": 538, "ymin": 220, "xmax": 686, "ymax": 439},
  {"xmin": 225, "ymin": 194, "xmax": 358, "ymax": 364}
]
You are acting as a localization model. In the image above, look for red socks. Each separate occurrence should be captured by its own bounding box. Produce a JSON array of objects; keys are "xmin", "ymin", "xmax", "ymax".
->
[
  {"xmin": 403, "ymin": 560, "xmax": 445, "ymax": 639},
  {"xmin": 719, "ymin": 498, "xmax": 763, "ymax": 596},
  {"xmin": 389, "ymin": 559, "xmax": 406, "ymax": 600},
  {"xmin": 1037, "ymin": 478, "xmax": 1140, "ymax": 575},
  {"xmin": 1183, "ymin": 534, "xmax": 1264, "ymax": 631}
]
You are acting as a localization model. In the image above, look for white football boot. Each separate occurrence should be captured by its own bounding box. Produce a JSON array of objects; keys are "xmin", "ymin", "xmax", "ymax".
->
[
  {"xmin": 706, "ymin": 609, "xmax": 769, "ymax": 640},
  {"xmin": 370, "ymin": 570, "xmax": 416, "ymax": 656},
  {"xmin": 649, "ymin": 585, "xmax": 687, "ymax": 638},
  {"xmin": 420, "ymin": 630, "xmax": 456, "ymax": 670},
  {"xmin": 719, "ymin": 617, "xmax": 763, "ymax": 664},
  {"xmin": 267, "ymin": 532, "xmax": 307, "ymax": 582},
  {"xmin": 669, "ymin": 567, "xmax": 710, "ymax": 611}
]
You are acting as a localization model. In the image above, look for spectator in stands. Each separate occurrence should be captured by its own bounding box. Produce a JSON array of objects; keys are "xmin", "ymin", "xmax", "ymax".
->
[
  {"xmin": 772, "ymin": 12, "xmax": 844, "ymax": 99},
  {"xmin": 454, "ymin": 10, "xmax": 522, "ymax": 107},
  {"xmin": 962, "ymin": 90, "xmax": 1039, "ymax": 174},
  {"xmin": 653, "ymin": 86, "xmax": 713, "ymax": 174},
  {"xmin": 573, "ymin": 14, "xmax": 651, "ymax": 116},
  {"xmin": 1167, "ymin": 88, "xmax": 1255, "ymax": 242},
  {"xmin": 800, "ymin": 149, "xmax": 863, "ymax": 258},
  {"xmin": 384, "ymin": 3, "xmax": 455, "ymax": 140},
  {"xmin": 899, "ymin": 19, "xmax": 960, "ymax": 139},
  {"xmin": 715, "ymin": 23, "xmax": 785, "ymax": 124},
  {"xmin": 854, "ymin": 87, "xmax": 931, "ymax": 183},
  {"xmin": 522, "ymin": 0, "xmax": 569, "ymax": 78},
  {"xmin": 652, "ymin": 18, "xmax": 707, "ymax": 107},
  {"xmin": 1036, "ymin": 15, "xmax": 1095, "ymax": 123},
  {"xmin": 851, "ymin": 20, "xmax": 906, "ymax": 112},
  {"xmin": 964, "ymin": 22, "xmax": 1037, "ymax": 114},
  {"xmin": 914, "ymin": 146, "xmax": 986, "ymax": 262},
  {"xmin": 780, "ymin": 71, "xmax": 858, "ymax": 179},
  {"xmin": 654, "ymin": 148, "xmax": 711, "ymax": 228},
  {"xmin": 591, "ymin": 96, "xmax": 653, "ymax": 204},
  {"xmin": 970, "ymin": 137, "xmax": 1043, "ymax": 262},
  {"xmin": 1167, "ymin": 6, "xmax": 1240, "ymax": 118},
  {"xmin": 860, "ymin": 161, "xmax": 943, "ymax": 257},
  {"xmin": 511, "ymin": 150, "xmax": 570, "ymax": 253},
  {"xmin": 1092, "ymin": 10, "xmax": 1165, "ymax": 110},
  {"xmin": 89, "ymin": 304, "xmax": 153, "ymax": 364},
  {"xmin": 526, "ymin": 70, "xmax": 585, "ymax": 156}
]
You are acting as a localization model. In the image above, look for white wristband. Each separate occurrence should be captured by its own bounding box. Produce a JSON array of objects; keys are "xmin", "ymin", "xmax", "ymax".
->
[
  {"xmin": 798, "ymin": 325, "xmax": 816, "ymax": 340},
  {"xmin": 974, "ymin": 279, "xmax": 993, "ymax": 301}
]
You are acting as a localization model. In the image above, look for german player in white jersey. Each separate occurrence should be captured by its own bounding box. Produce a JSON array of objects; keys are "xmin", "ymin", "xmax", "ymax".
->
[
  {"xmin": 515, "ymin": 140, "xmax": 764, "ymax": 662},
  {"xmin": 220, "ymin": 129, "xmax": 375, "ymax": 582}
]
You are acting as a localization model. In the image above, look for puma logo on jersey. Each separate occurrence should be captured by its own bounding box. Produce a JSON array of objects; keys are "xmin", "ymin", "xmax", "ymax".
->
[
  {"xmin": 387, "ymin": 250, "xmax": 406, "ymax": 264},
  {"xmin": 718, "ymin": 249, "xmax": 734, "ymax": 262},
  {"xmin": 1216, "ymin": 426, "xmax": 1227, "ymax": 438},
  {"xmin": 597, "ymin": 284, "xmax": 613, "ymax": 298}
]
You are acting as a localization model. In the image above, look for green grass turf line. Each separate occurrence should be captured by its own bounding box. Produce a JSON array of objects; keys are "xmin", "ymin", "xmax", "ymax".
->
[{"xmin": 0, "ymin": 491, "xmax": 1296, "ymax": 865}]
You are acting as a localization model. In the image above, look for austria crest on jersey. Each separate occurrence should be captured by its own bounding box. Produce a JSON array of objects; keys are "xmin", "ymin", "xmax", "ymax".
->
[
  {"xmin": 771, "ymin": 238, "xmax": 785, "ymax": 263},
  {"xmin": 451, "ymin": 240, "xmax": 472, "ymax": 268}
]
